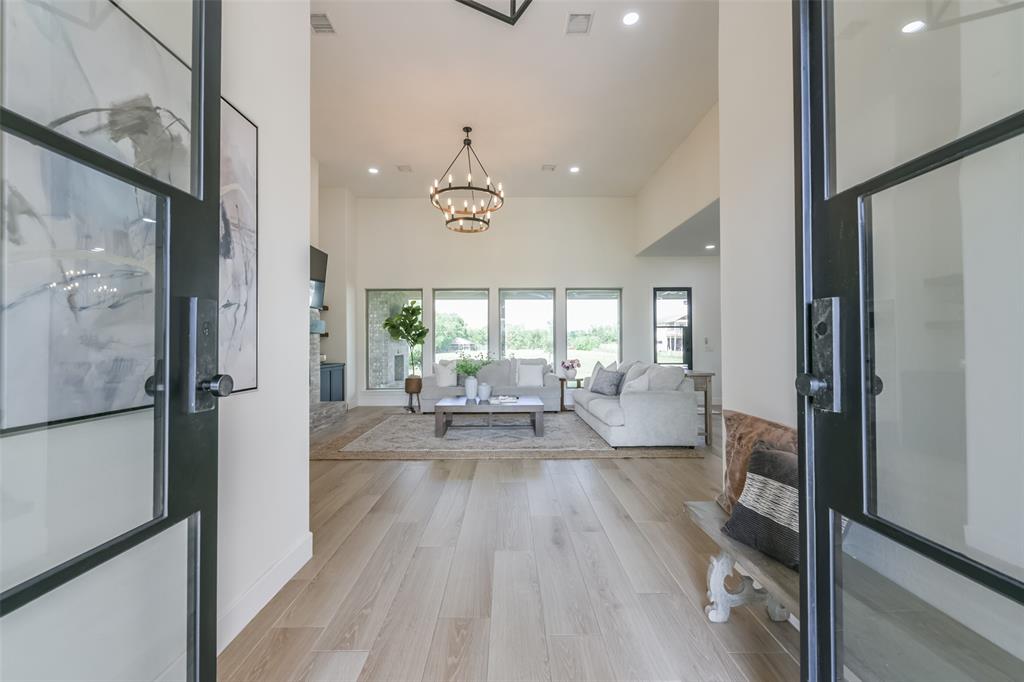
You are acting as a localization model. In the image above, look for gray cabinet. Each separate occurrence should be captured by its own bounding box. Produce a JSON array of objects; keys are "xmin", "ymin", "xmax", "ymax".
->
[{"xmin": 320, "ymin": 362, "xmax": 346, "ymax": 402}]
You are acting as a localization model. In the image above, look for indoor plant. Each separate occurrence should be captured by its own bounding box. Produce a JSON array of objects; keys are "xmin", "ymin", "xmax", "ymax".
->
[
  {"xmin": 455, "ymin": 353, "xmax": 491, "ymax": 400},
  {"xmin": 382, "ymin": 302, "xmax": 429, "ymax": 397}
]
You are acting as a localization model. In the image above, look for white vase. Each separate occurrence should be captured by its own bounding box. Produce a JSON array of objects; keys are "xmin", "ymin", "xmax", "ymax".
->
[
  {"xmin": 478, "ymin": 382, "xmax": 493, "ymax": 401},
  {"xmin": 465, "ymin": 375, "xmax": 479, "ymax": 400},
  {"xmin": 565, "ymin": 368, "xmax": 577, "ymax": 380}
]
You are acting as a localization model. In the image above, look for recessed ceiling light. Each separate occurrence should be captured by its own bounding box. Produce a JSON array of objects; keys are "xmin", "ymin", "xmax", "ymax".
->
[
  {"xmin": 90, "ymin": 247, "xmax": 105, "ymax": 253},
  {"xmin": 368, "ymin": 167, "xmax": 380, "ymax": 174},
  {"xmin": 569, "ymin": 166, "xmax": 581, "ymax": 174},
  {"xmin": 142, "ymin": 217, "xmax": 157, "ymax": 224},
  {"xmin": 901, "ymin": 19, "xmax": 926, "ymax": 33},
  {"xmin": 705, "ymin": 244, "xmax": 717, "ymax": 250},
  {"xmin": 622, "ymin": 11, "xmax": 639, "ymax": 26}
]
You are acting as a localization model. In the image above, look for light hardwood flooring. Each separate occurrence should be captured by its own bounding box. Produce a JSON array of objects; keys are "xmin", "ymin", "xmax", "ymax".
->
[{"xmin": 218, "ymin": 409, "xmax": 798, "ymax": 681}]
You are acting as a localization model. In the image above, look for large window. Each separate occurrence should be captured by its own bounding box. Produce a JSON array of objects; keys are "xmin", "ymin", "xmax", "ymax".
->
[
  {"xmin": 433, "ymin": 289, "xmax": 489, "ymax": 362},
  {"xmin": 654, "ymin": 287, "xmax": 692, "ymax": 368},
  {"xmin": 499, "ymin": 289, "xmax": 554, "ymax": 364},
  {"xmin": 566, "ymin": 289, "xmax": 622, "ymax": 378},
  {"xmin": 366, "ymin": 289, "xmax": 423, "ymax": 389}
]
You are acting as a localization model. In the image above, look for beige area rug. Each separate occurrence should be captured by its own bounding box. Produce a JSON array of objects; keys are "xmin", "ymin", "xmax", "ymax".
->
[{"xmin": 313, "ymin": 412, "xmax": 704, "ymax": 461}]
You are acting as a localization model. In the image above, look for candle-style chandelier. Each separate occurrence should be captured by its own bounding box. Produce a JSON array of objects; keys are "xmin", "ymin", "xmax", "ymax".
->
[{"xmin": 429, "ymin": 126, "xmax": 504, "ymax": 234}]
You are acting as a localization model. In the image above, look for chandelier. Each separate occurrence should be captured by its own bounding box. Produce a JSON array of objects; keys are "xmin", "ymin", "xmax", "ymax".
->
[{"xmin": 429, "ymin": 126, "xmax": 504, "ymax": 234}]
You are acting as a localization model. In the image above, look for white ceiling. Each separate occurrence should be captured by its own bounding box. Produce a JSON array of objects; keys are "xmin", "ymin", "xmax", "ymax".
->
[{"xmin": 311, "ymin": 0, "xmax": 718, "ymax": 197}]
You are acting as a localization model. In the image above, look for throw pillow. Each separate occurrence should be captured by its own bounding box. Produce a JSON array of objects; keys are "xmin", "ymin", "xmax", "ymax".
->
[
  {"xmin": 590, "ymin": 366, "xmax": 625, "ymax": 396},
  {"xmin": 434, "ymin": 361, "xmax": 457, "ymax": 388},
  {"xmin": 647, "ymin": 365, "xmax": 686, "ymax": 391},
  {"xmin": 717, "ymin": 411, "xmax": 799, "ymax": 513},
  {"xmin": 517, "ymin": 363, "xmax": 545, "ymax": 387},
  {"xmin": 585, "ymin": 361, "xmax": 605, "ymax": 390},
  {"xmin": 623, "ymin": 362, "xmax": 650, "ymax": 384},
  {"xmin": 722, "ymin": 448, "xmax": 800, "ymax": 569},
  {"xmin": 621, "ymin": 372, "xmax": 650, "ymax": 393}
]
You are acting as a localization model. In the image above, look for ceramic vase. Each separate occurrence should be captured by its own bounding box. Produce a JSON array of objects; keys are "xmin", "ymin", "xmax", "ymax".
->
[
  {"xmin": 565, "ymin": 368, "xmax": 577, "ymax": 380},
  {"xmin": 465, "ymin": 375, "xmax": 479, "ymax": 400},
  {"xmin": 478, "ymin": 382, "xmax": 493, "ymax": 401}
]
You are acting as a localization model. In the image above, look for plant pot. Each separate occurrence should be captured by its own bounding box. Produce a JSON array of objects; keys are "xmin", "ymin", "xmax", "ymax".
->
[
  {"xmin": 478, "ymin": 382, "xmax": 493, "ymax": 401},
  {"xmin": 564, "ymin": 368, "xmax": 577, "ymax": 380},
  {"xmin": 404, "ymin": 376, "xmax": 423, "ymax": 394},
  {"xmin": 464, "ymin": 375, "xmax": 479, "ymax": 400}
]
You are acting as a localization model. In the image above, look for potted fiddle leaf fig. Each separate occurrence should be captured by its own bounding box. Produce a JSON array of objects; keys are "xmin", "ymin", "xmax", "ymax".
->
[{"xmin": 382, "ymin": 302, "xmax": 429, "ymax": 400}]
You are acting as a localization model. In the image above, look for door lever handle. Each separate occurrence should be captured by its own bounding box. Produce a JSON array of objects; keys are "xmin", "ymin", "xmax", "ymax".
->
[
  {"xmin": 795, "ymin": 373, "xmax": 829, "ymax": 399},
  {"xmin": 199, "ymin": 374, "xmax": 234, "ymax": 398}
]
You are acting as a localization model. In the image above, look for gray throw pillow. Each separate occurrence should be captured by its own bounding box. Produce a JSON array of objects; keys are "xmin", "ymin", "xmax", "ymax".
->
[{"xmin": 590, "ymin": 367, "xmax": 625, "ymax": 396}]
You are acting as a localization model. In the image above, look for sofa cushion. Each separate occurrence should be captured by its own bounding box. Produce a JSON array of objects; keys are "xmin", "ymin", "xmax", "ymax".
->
[
  {"xmin": 477, "ymin": 360, "xmax": 512, "ymax": 386},
  {"xmin": 586, "ymin": 398, "xmax": 625, "ymax": 427},
  {"xmin": 517, "ymin": 363, "xmax": 545, "ymax": 387},
  {"xmin": 434, "ymin": 361, "xmax": 457, "ymax": 387},
  {"xmin": 572, "ymin": 390, "xmax": 603, "ymax": 412},
  {"xmin": 722, "ymin": 448, "xmax": 800, "ymax": 569},
  {"xmin": 623, "ymin": 362, "xmax": 651, "ymax": 384},
  {"xmin": 621, "ymin": 372, "xmax": 650, "ymax": 393},
  {"xmin": 647, "ymin": 365, "xmax": 686, "ymax": 391},
  {"xmin": 590, "ymin": 367, "xmax": 624, "ymax": 396}
]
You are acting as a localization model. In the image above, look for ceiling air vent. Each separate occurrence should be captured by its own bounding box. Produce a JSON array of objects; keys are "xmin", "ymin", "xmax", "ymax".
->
[
  {"xmin": 310, "ymin": 13, "xmax": 335, "ymax": 34},
  {"xmin": 396, "ymin": 165, "xmax": 413, "ymax": 173},
  {"xmin": 541, "ymin": 164, "xmax": 557, "ymax": 172},
  {"xmin": 566, "ymin": 12, "xmax": 593, "ymax": 35}
]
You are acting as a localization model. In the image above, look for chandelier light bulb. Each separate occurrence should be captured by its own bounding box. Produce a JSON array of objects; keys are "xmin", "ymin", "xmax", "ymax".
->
[
  {"xmin": 486, "ymin": 176, "xmax": 491, "ymax": 187},
  {"xmin": 498, "ymin": 182, "xmax": 503, "ymax": 192},
  {"xmin": 464, "ymin": 199, "xmax": 469, "ymax": 208},
  {"xmin": 448, "ymin": 174, "xmax": 453, "ymax": 185},
  {"xmin": 467, "ymin": 173, "xmax": 472, "ymax": 183},
  {"xmin": 434, "ymin": 178, "xmax": 439, "ymax": 187}
]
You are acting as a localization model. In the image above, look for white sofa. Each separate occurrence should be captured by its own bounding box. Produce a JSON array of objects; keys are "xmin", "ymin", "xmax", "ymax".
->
[
  {"xmin": 420, "ymin": 358, "xmax": 560, "ymax": 413},
  {"xmin": 572, "ymin": 361, "xmax": 700, "ymax": 447}
]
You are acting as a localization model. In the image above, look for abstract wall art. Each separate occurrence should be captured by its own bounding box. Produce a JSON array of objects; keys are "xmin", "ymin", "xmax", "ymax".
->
[{"xmin": 218, "ymin": 100, "xmax": 258, "ymax": 391}]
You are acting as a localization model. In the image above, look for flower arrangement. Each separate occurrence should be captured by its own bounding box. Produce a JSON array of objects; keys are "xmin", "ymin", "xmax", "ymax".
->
[
  {"xmin": 560, "ymin": 359, "xmax": 581, "ymax": 371},
  {"xmin": 455, "ymin": 353, "xmax": 492, "ymax": 377}
]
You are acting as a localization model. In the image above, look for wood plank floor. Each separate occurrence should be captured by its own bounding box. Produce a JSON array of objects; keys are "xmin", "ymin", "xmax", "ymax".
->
[{"xmin": 218, "ymin": 408, "xmax": 799, "ymax": 681}]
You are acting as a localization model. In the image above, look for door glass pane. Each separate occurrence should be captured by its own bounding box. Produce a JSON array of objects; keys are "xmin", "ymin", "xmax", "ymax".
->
[
  {"xmin": 0, "ymin": 132, "xmax": 165, "ymax": 590},
  {"xmin": 837, "ymin": 516, "xmax": 1024, "ymax": 681},
  {"xmin": 366, "ymin": 289, "xmax": 423, "ymax": 389},
  {"xmin": 832, "ymin": 0, "xmax": 1024, "ymax": 193},
  {"xmin": 567, "ymin": 289, "xmax": 621, "ymax": 378},
  {"xmin": 865, "ymin": 134, "xmax": 1023, "ymax": 582},
  {"xmin": 2, "ymin": 0, "xmax": 194, "ymax": 192},
  {"xmin": 433, "ymin": 289, "xmax": 488, "ymax": 362},
  {"xmin": 499, "ymin": 289, "xmax": 554, "ymax": 364},
  {"xmin": 655, "ymin": 288, "xmax": 691, "ymax": 366},
  {"xmin": 0, "ymin": 520, "xmax": 191, "ymax": 681}
]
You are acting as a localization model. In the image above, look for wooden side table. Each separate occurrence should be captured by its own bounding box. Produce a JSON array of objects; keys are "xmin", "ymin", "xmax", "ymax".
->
[
  {"xmin": 686, "ymin": 371, "xmax": 715, "ymax": 445},
  {"xmin": 559, "ymin": 377, "xmax": 584, "ymax": 411}
]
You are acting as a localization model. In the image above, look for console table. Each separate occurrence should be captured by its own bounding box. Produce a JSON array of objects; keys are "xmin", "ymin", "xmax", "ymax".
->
[{"xmin": 686, "ymin": 371, "xmax": 715, "ymax": 446}]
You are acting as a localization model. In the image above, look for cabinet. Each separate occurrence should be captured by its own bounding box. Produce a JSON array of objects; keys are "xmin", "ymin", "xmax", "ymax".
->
[{"xmin": 319, "ymin": 362, "xmax": 346, "ymax": 402}]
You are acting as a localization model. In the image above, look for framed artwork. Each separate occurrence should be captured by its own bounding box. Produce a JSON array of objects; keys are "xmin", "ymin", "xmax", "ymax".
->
[{"xmin": 218, "ymin": 99, "xmax": 258, "ymax": 391}]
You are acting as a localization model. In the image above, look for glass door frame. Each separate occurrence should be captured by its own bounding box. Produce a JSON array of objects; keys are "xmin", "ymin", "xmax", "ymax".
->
[
  {"xmin": 0, "ymin": 1, "xmax": 222, "ymax": 678},
  {"xmin": 794, "ymin": 1, "xmax": 1024, "ymax": 679}
]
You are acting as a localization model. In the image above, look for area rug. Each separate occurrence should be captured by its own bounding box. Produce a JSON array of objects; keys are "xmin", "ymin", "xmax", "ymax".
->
[{"xmin": 316, "ymin": 412, "xmax": 704, "ymax": 461}]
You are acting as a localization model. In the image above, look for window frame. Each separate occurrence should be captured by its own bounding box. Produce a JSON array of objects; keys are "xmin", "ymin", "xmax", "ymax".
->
[
  {"xmin": 365, "ymin": 288, "xmax": 424, "ymax": 391},
  {"xmin": 653, "ymin": 287, "xmax": 693, "ymax": 368},
  {"xmin": 497, "ymin": 288, "xmax": 556, "ymax": 362},
  {"xmin": 565, "ymin": 287, "xmax": 623, "ymax": 377},
  {"xmin": 431, "ymin": 288, "xmax": 490, "ymax": 363}
]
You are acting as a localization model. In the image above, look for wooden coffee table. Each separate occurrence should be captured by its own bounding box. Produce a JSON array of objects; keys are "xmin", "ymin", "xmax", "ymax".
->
[{"xmin": 434, "ymin": 396, "xmax": 545, "ymax": 437}]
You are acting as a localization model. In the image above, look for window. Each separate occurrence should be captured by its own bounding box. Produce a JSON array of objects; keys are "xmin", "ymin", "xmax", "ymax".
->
[
  {"xmin": 433, "ymin": 289, "xmax": 489, "ymax": 362},
  {"xmin": 499, "ymin": 289, "xmax": 554, "ymax": 364},
  {"xmin": 366, "ymin": 289, "xmax": 423, "ymax": 389},
  {"xmin": 654, "ymin": 287, "xmax": 692, "ymax": 368},
  {"xmin": 566, "ymin": 289, "xmax": 622, "ymax": 378}
]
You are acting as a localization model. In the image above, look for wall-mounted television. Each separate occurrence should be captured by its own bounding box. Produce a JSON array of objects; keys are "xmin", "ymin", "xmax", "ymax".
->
[{"xmin": 310, "ymin": 246, "xmax": 328, "ymax": 309}]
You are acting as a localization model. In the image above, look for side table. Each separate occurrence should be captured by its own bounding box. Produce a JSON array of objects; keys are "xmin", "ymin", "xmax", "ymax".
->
[{"xmin": 559, "ymin": 377, "xmax": 584, "ymax": 411}]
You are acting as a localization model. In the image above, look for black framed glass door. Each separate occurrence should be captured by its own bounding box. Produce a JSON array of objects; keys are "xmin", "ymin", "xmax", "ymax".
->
[
  {"xmin": 795, "ymin": 1, "xmax": 1024, "ymax": 680},
  {"xmin": 0, "ymin": 0, "xmax": 222, "ymax": 678}
]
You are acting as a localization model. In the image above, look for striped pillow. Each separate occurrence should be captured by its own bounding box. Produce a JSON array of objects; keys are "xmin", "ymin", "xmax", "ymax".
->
[{"xmin": 721, "ymin": 448, "xmax": 799, "ymax": 568}]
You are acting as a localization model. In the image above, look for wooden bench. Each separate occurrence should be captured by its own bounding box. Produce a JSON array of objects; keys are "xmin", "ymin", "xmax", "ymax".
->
[{"xmin": 685, "ymin": 501, "xmax": 799, "ymax": 624}]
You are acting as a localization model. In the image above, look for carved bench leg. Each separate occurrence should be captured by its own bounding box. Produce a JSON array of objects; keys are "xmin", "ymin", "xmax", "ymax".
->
[
  {"xmin": 765, "ymin": 594, "xmax": 790, "ymax": 622},
  {"xmin": 705, "ymin": 551, "xmax": 762, "ymax": 623}
]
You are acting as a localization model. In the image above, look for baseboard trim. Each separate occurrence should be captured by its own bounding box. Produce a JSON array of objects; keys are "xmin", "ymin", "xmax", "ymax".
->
[{"xmin": 216, "ymin": 530, "xmax": 313, "ymax": 654}]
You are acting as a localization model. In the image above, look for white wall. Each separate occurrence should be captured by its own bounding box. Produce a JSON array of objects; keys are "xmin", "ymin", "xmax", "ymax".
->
[
  {"xmin": 318, "ymin": 186, "xmax": 359, "ymax": 403},
  {"xmin": 636, "ymin": 103, "xmax": 720, "ymax": 254},
  {"xmin": 329, "ymin": 197, "xmax": 722, "ymax": 406},
  {"xmin": 215, "ymin": 0, "xmax": 312, "ymax": 651},
  {"xmin": 718, "ymin": 0, "xmax": 796, "ymax": 428},
  {"xmin": 310, "ymin": 157, "xmax": 320, "ymax": 248}
]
